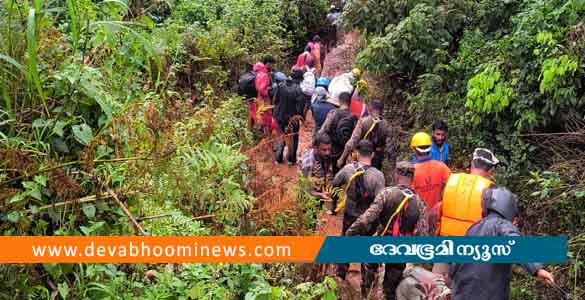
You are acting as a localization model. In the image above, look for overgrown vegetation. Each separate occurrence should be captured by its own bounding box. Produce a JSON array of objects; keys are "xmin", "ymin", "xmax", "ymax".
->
[
  {"xmin": 343, "ymin": 0, "xmax": 584, "ymax": 298},
  {"xmin": 0, "ymin": 0, "xmax": 334, "ymax": 298}
]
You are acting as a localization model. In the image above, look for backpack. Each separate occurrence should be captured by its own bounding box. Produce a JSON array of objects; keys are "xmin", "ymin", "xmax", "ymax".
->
[
  {"xmin": 238, "ymin": 71, "xmax": 257, "ymax": 100},
  {"xmin": 350, "ymin": 165, "xmax": 374, "ymax": 205},
  {"xmin": 274, "ymin": 81, "xmax": 304, "ymax": 124},
  {"xmin": 332, "ymin": 110, "xmax": 357, "ymax": 151},
  {"xmin": 283, "ymin": 81, "xmax": 305, "ymax": 116},
  {"xmin": 334, "ymin": 164, "xmax": 373, "ymax": 214}
]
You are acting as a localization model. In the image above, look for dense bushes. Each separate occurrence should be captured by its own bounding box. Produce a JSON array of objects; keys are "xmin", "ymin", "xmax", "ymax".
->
[
  {"xmin": 0, "ymin": 0, "xmax": 332, "ymax": 298},
  {"xmin": 344, "ymin": 0, "xmax": 584, "ymax": 298},
  {"xmin": 350, "ymin": 0, "xmax": 585, "ymax": 139}
]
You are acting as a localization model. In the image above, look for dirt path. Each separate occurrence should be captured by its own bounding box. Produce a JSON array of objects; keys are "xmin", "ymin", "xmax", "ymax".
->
[
  {"xmin": 317, "ymin": 31, "xmax": 387, "ymax": 300},
  {"xmin": 247, "ymin": 32, "xmax": 363, "ymax": 220},
  {"xmin": 246, "ymin": 30, "xmax": 378, "ymax": 299}
]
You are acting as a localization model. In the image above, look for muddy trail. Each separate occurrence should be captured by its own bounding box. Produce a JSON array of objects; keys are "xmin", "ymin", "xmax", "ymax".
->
[
  {"xmin": 318, "ymin": 31, "xmax": 385, "ymax": 300},
  {"xmin": 245, "ymin": 31, "xmax": 383, "ymax": 299}
]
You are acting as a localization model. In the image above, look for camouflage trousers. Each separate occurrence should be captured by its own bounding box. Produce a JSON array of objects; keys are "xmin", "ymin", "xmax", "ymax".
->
[{"xmin": 336, "ymin": 216, "xmax": 378, "ymax": 294}]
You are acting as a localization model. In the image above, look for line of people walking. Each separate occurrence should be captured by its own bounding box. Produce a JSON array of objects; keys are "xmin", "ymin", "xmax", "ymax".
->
[
  {"xmin": 237, "ymin": 27, "xmax": 555, "ymax": 300},
  {"xmin": 305, "ymin": 129, "xmax": 555, "ymax": 300}
]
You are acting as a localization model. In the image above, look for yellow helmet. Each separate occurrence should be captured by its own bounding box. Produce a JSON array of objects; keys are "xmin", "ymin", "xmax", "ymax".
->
[
  {"xmin": 410, "ymin": 132, "xmax": 432, "ymax": 152},
  {"xmin": 356, "ymin": 79, "xmax": 368, "ymax": 93},
  {"xmin": 352, "ymin": 68, "xmax": 362, "ymax": 78}
]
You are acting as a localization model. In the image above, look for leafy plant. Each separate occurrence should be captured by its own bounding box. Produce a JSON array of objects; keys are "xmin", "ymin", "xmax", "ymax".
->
[
  {"xmin": 466, "ymin": 64, "xmax": 514, "ymax": 119},
  {"xmin": 0, "ymin": 0, "xmax": 338, "ymax": 298}
]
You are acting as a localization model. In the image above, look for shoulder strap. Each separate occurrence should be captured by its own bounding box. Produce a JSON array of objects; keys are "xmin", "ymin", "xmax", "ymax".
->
[
  {"xmin": 363, "ymin": 118, "xmax": 381, "ymax": 140},
  {"xmin": 334, "ymin": 165, "xmax": 367, "ymax": 213},
  {"xmin": 375, "ymin": 188, "xmax": 415, "ymax": 236}
]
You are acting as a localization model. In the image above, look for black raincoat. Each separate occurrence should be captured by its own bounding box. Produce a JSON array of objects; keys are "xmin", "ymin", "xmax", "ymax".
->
[{"xmin": 450, "ymin": 213, "xmax": 543, "ymax": 300}]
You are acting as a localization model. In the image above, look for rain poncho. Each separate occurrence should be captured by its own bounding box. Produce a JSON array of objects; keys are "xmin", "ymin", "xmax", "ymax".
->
[
  {"xmin": 450, "ymin": 214, "xmax": 543, "ymax": 300},
  {"xmin": 328, "ymin": 72, "xmax": 356, "ymax": 101}
]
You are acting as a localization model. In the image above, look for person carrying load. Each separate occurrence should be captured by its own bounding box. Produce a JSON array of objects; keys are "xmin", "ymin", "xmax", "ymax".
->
[
  {"xmin": 346, "ymin": 162, "xmax": 431, "ymax": 300},
  {"xmin": 328, "ymin": 68, "xmax": 368, "ymax": 118},
  {"xmin": 237, "ymin": 55, "xmax": 276, "ymax": 136},
  {"xmin": 337, "ymin": 99, "xmax": 396, "ymax": 171},
  {"xmin": 396, "ymin": 266, "xmax": 451, "ymax": 300},
  {"xmin": 292, "ymin": 45, "xmax": 315, "ymax": 71},
  {"xmin": 331, "ymin": 140, "xmax": 385, "ymax": 293},
  {"xmin": 311, "ymin": 77, "xmax": 335, "ymax": 137},
  {"xmin": 307, "ymin": 35, "xmax": 323, "ymax": 76},
  {"xmin": 318, "ymin": 92, "xmax": 357, "ymax": 175},
  {"xmin": 273, "ymin": 69, "xmax": 306, "ymax": 165}
]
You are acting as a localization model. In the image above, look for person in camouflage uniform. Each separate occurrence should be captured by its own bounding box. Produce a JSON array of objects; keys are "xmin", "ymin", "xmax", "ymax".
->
[
  {"xmin": 337, "ymin": 99, "xmax": 396, "ymax": 170},
  {"xmin": 346, "ymin": 161, "xmax": 432, "ymax": 300},
  {"xmin": 301, "ymin": 133, "xmax": 334, "ymax": 201},
  {"xmin": 332, "ymin": 140, "xmax": 385, "ymax": 297}
]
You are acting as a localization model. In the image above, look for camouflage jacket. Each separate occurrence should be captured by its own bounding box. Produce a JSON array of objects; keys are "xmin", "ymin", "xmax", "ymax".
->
[
  {"xmin": 346, "ymin": 185, "xmax": 432, "ymax": 236},
  {"xmin": 340, "ymin": 116, "xmax": 396, "ymax": 161},
  {"xmin": 332, "ymin": 162, "xmax": 385, "ymax": 218}
]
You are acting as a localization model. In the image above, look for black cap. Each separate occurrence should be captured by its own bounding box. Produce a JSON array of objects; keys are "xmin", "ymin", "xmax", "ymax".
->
[
  {"xmin": 482, "ymin": 186, "xmax": 518, "ymax": 221},
  {"xmin": 291, "ymin": 69, "xmax": 304, "ymax": 80},
  {"xmin": 357, "ymin": 140, "xmax": 374, "ymax": 156},
  {"xmin": 371, "ymin": 99, "xmax": 384, "ymax": 112},
  {"xmin": 263, "ymin": 55, "xmax": 275, "ymax": 64}
]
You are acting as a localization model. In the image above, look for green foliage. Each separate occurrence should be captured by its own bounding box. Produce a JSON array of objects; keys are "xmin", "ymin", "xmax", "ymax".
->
[
  {"xmin": 466, "ymin": 64, "xmax": 514, "ymax": 119},
  {"xmin": 280, "ymin": 0, "xmax": 329, "ymax": 53},
  {"xmin": 293, "ymin": 276, "xmax": 337, "ymax": 300},
  {"xmin": 351, "ymin": 0, "xmax": 585, "ymax": 162},
  {"xmin": 539, "ymin": 55, "xmax": 580, "ymax": 115},
  {"xmin": 527, "ymin": 170, "xmax": 585, "ymax": 233},
  {"xmin": 346, "ymin": 1, "xmax": 585, "ymax": 296},
  {"xmin": 147, "ymin": 213, "xmax": 211, "ymax": 236},
  {"xmin": 26, "ymin": 6, "xmax": 49, "ymax": 116},
  {"xmin": 341, "ymin": 0, "xmax": 437, "ymax": 35},
  {"xmin": 296, "ymin": 176, "xmax": 322, "ymax": 233},
  {"xmin": 155, "ymin": 140, "xmax": 253, "ymax": 223},
  {"xmin": 0, "ymin": 262, "xmax": 337, "ymax": 300},
  {"xmin": 357, "ymin": 3, "xmax": 452, "ymax": 76},
  {"xmin": 0, "ymin": 0, "xmax": 331, "ymax": 298}
]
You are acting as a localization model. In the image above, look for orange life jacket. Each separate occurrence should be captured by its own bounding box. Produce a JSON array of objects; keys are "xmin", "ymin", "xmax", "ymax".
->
[{"xmin": 439, "ymin": 173, "xmax": 493, "ymax": 236}]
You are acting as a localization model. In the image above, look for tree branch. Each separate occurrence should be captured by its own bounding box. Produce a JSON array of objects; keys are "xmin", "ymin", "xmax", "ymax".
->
[{"xmin": 108, "ymin": 188, "xmax": 147, "ymax": 236}]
